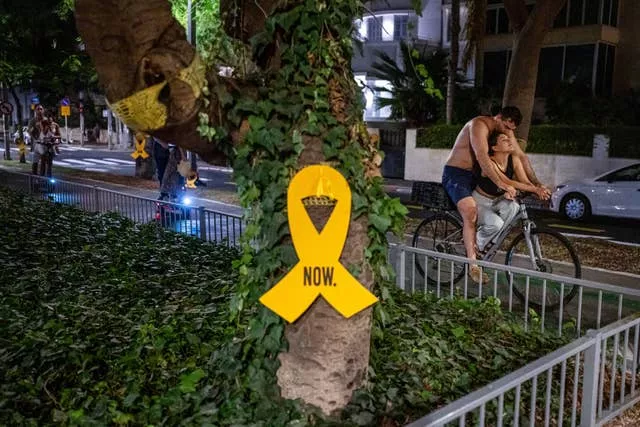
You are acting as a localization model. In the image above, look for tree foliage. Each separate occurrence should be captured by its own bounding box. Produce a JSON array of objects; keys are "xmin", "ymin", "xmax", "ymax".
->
[
  {"xmin": 369, "ymin": 41, "xmax": 446, "ymax": 126},
  {"xmin": 0, "ymin": 0, "xmax": 97, "ymax": 109}
]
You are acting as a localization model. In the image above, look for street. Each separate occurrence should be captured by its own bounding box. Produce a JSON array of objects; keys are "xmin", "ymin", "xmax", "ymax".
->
[{"xmin": 10, "ymin": 143, "xmax": 640, "ymax": 246}]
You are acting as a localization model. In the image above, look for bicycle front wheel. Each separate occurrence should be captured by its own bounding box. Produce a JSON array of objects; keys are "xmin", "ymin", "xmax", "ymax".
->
[
  {"xmin": 412, "ymin": 213, "xmax": 466, "ymax": 286},
  {"xmin": 505, "ymin": 228, "xmax": 581, "ymax": 311}
]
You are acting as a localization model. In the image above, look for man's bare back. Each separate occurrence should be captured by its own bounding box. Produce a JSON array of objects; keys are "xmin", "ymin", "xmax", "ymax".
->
[{"xmin": 445, "ymin": 116, "xmax": 497, "ymax": 171}]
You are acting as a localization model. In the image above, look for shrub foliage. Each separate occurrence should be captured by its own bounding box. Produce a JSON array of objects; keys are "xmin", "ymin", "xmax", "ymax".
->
[{"xmin": 416, "ymin": 124, "xmax": 640, "ymax": 158}]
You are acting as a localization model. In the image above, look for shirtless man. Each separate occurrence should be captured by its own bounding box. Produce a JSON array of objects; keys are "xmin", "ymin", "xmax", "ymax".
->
[{"xmin": 442, "ymin": 106, "xmax": 549, "ymax": 282}]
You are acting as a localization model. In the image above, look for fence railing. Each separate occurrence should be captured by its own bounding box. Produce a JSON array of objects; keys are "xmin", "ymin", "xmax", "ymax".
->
[
  {"xmin": 391, "ymin": 244, "xmax": 640, "ymax": 338},
  {"xmin": 0, "ymin": 169, "xmax": 244, "ymax": 246},
  {"xmin": 408, "ymin": 316, "xmax": 640, "ymax": 427},
  {"xmin": 392, "ymin": 244, "xmax": 640, "ymax": 426}
]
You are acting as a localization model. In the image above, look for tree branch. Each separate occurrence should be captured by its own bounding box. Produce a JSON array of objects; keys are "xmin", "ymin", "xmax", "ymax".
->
[
  {"xmin": 74, "ymin": 0, "xmax": 264, "ymax": 164},
  {"xmin": 503, "ymin": 0, "xmax": 529, "ymax": 32},
  {"xmin": 537, "ymin": 0, "xmax": 569, "ymax": 28}
]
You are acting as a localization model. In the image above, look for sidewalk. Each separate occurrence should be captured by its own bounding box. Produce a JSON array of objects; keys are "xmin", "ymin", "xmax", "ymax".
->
[{"xmin": 0, "ymin": 163, "xmax": 242, "ymax": 217}]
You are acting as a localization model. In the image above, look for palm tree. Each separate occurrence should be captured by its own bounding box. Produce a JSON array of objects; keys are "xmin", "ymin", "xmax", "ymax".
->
[{"xmin": 369, "ymin": 41, "xmax": 447, "ymax": 126}]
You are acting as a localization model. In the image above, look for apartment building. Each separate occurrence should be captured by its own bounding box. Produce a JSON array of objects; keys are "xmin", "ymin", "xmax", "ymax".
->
[
  {"xmin": 479, "ymin": 0, "xmax": 637, "ymax": 99},
  {"xmin": 355, "ymin": 0, "xmax": 639, "ymax": 122},
  {"xmin": 352, "ymin": 0, "xmax": 474, "ymax": 121}
]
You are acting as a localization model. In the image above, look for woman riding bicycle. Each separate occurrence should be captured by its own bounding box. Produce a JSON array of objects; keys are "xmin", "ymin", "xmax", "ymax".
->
[{"xmin": 473, "ymin": 132, "xmax": 549, "ymax": 262}]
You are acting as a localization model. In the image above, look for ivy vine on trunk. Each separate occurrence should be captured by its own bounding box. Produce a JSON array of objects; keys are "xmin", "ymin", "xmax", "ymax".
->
[{"xmin": 75, "ymin": 0, "xmax": 407, "ymax": 417}]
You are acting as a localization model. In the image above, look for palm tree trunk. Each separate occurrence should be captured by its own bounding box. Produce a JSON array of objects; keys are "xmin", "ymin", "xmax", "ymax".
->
[{"xmin": 446, "ymin": 0, "xmax": 460, "ymax": 124}]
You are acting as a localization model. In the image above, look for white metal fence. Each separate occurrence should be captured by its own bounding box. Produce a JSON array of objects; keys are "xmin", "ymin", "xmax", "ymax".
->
[
  {"xmin": 393, "ymin": 244, "xmax": 640, "ymax": 426},
  {"xmin": 408, "ymin": 316, "xmax": 640, "ymax": 427},
  {"xmin": 391, "ymin": 244, "xmax": 640, "ymax": 337},
  {"xmin": 0, "ymin": 170, "xmax": 243, "ymax": 246}
]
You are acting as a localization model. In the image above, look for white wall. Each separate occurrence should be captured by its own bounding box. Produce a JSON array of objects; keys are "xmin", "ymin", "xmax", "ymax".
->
[
  {"xmin": 417, "ymin": 0, "xmax": 443, "ymax": 43},
  {"xmin": 403, "ymin": 129, "xmax": 638, "ymax": 187}
]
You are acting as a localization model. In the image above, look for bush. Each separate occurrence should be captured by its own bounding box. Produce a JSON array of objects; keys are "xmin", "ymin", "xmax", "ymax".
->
[
  {"xmin": 416, "ymin": 124, "xmax": 640, "ymax": 158},
  {"xmin": 416, "ymin": 124, "xmax": 462, "ymax": 149},
  {"xmin": 0, "ymin": 188, "xmax": 572, "ymax": 426},
  {"xmin": 606, "ymin": 126, "xmax": 640, "ymax": 159},
  {"xmin": 545, "ymin": 83, "xmax": 640, "ymax": 127},
  {"xmin": 526, "ymin": 126, "xmax": 594, "ymax": 156}
]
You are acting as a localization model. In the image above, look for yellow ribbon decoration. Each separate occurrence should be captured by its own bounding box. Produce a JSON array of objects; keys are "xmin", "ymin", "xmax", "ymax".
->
[
  {"xmin": 185, "ymin": 173, "xmax": 198, "ymax": 189},
  {"xmin": 131, "ymin": 136, "xmax": 149, "ymax": 160},
  {"xmin": 259, "ymin": 165, "xmax": 379, "ymax": 323},
  {"xmin": 107, "ymin": 54, "xmax": 206, "ymax": 132},
  {"xmin": 110, "ymin": 82, "xmax": 168, "ymax": 132},
  {"xmin": 16, "ymin": 140, "xmax": 27, "ymax": 155}
]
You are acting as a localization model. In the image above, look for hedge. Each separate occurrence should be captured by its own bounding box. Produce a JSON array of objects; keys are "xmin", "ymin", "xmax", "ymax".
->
[{"xmin": 416, "ymin": 124, "xmax": 640, "ymax": 158}]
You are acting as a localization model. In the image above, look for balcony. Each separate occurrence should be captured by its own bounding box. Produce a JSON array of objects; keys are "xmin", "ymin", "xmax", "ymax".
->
[{"xmin": 365, "ymin": 0, "xmax": 415, "ymax": 13}]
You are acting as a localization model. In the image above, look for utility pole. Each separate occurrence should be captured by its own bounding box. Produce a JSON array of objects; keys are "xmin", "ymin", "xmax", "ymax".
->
[{"xmin": 187, "ymin": 0, "xmax": 198, "ymax": 172}]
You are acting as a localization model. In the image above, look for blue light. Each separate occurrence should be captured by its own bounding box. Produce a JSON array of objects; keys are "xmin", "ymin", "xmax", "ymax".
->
[
  {"xmin": 49, "ymin": 178, "xmax": 56, "ymax": 184},
  {"xmin": 182, "ymin": 197, "xmax": 193, "ymax": 206}
]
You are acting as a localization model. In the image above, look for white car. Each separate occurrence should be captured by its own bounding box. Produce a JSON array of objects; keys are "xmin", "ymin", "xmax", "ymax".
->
[{"xmin": 550, "ymin": 163, "xmax": 640, "ymax": 220}]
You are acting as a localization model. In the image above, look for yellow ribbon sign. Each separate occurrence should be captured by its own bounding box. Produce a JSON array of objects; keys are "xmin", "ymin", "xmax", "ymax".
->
[
  {"xmin": 185, "ymin": 173, "xmax": 198, "ymax": 189},
  {"xmin": 131, "ymin": 138, "xmax": 149, "ymax": 160},
  {"xmin": 259, "ymin": 165, "xmax": 378, "ymax": 323},
  {"xmin": 17, "ymin": 140, "xmax": 27, "ymax": 155}
]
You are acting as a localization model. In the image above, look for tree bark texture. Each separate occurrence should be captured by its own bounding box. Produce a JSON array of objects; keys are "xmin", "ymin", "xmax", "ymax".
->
[
  {"xmin": 502, "ymin": 0, "xmax": 567, "ymax": 140},
  {"xmin": 134, "ymin": 136, "xmax": 156, "ymax": 179},
  {"xmin": 275, "ymin": 136, "xmax": 374, "ymax": 415},
  {"xmin": 446, "ymin": 0, "xmax": 460, "ymax": 124},
  {"xmin": 75, "ymin": 0, "xmax": 380, "ymax": 416},
  {"xmin": 74, "ymin": 0, "xmax": 230, "ymax": 164}
]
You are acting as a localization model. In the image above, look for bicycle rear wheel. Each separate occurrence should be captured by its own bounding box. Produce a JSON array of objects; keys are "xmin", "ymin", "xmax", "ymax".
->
[
  {"xmin": 411, "ymin": 213, "xmax": 466, "ymax": 286},
  {"xmin": 505, "ymin": 228, "xmax": 581, "ymax": 311}
]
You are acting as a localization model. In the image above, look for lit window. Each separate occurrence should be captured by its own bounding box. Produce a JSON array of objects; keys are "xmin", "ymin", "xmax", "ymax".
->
[
  {"xmin": 367, "ymin": 18, "xmax": 382, "ymax": 42},
  {"xmin": 394, "ymin": 15, "xmax": 408, "ymax": 40}
]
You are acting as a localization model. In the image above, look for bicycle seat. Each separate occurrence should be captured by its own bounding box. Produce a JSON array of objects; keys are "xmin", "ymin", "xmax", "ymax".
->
[{"xmin": 410, "ymin": 181, "xmax": 456, "ymax": 211}]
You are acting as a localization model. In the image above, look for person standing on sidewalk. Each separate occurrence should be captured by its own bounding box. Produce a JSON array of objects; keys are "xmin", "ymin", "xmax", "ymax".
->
[{"xmin": 27, "ymin": 105, "xmax": 46, "ymax": 175}]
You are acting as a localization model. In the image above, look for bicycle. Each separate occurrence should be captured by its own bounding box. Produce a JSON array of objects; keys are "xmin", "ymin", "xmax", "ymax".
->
[
  {"xmin": 35, "ymin": 136, "xmax": 61, "ymax": 178},
  {"xmin": 410, "ymin": 181, "xmax": 581, "ymax": 311}
]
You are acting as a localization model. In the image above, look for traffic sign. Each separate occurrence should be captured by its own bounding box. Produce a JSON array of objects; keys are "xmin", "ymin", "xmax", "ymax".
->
[
  {"xmin": 0, "ymin": 102, "xmax": 13, "ymax": 115},
  {"xmin": 31, "ymin": 96, "xmax": 40, "ymax": 104},
  {"xmin": 60, "ymin": 105, "xmax": 71, "ymax": 117},
  {"xmin": 61, "ymin": 97, "xmax": 70, "ymax": 106}
]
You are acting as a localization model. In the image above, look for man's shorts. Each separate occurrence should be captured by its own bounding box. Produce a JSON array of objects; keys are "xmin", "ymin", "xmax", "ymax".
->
[{"xmin": 442, "ymin": 165, "xmax": 476, "ymax": 206}]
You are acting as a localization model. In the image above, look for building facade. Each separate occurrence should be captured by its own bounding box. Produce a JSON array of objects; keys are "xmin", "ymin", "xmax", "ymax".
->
[
  {"xmin": 352, "ymin": 0, "xmax": 474, "ymax": 122},
  {"xmin": 479, "ymin": 0, "xmax": 635, "ymax": 99},
  {"xmin": 355, "ymin": 0, "xmax": 639, "ymax": 122}
]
